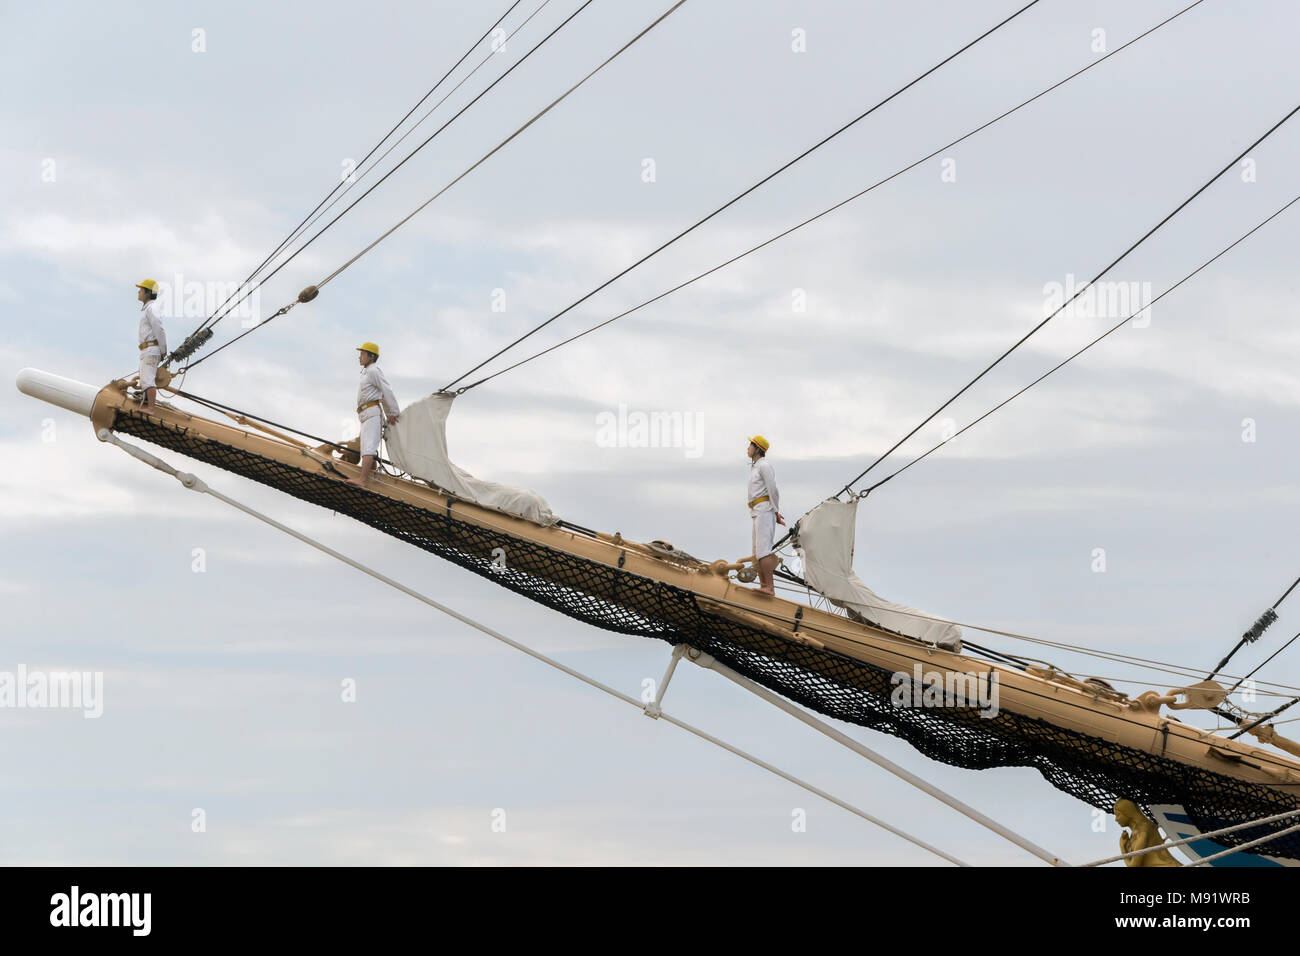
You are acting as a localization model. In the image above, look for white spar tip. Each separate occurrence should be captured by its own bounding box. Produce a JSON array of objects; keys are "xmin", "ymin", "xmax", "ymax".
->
[{"xmin": 15, "ymin": 368, "xmax": 100, "ymax": 418}]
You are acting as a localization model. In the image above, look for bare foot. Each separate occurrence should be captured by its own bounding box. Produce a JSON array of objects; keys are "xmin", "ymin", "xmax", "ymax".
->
[
  {"xmin": 756, "ymin": 587, "xmax": 775, "ymax": 596},
  {"xmin": 343, "ymin": 477, "xmax": 368, "ymax": 488}
]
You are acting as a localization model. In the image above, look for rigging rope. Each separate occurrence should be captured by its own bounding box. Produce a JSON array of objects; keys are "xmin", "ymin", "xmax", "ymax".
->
[
  {"xmin": 192, "ymin": 0, "xmax": 586, "ymax": 342},
  {"xmin": 185, "ymin": 0, "xmax": 686, "ymax": 370},
  {"xmin": 313, "ymin": 0, "xmax": 689, "ymax": 292},
  {"xmin": 860, "ymin": 193, "xmax": 1300, "ymax": 494},
  {"xmin": 826, "ymin": 101, "xmax": 1300, "ymax": 502},
  {"xmin": 448, "ymin": 0, "xmax": 1206, "ymax": 392},
  {"xmin": 1225, "ymin": 630, "xmax": 1300, "ymax": 699},
  {"xmin": 179, "ymin": 0, "xmax": 527, "ymax": 352},
  {"xmin": 439, "ymin": 0, "xmax": 1048, "ymax": 392},
  {"xmin": 217, "ymin": 0, "xmax": 556, "ymax": 324}
]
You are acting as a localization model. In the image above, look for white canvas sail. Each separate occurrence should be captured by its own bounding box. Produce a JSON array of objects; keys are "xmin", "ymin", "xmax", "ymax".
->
[
  {"xmin": 385, "ymin": 392, "xmax": 558, "ymax": 526},
  {"xmin": 795, "ymin": 498, "xmax": 961, "ymax": 651}
]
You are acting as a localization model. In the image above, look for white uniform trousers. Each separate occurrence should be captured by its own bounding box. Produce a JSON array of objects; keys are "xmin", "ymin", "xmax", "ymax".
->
[
  {"xmin": 359, "ymin": 405, "xmax": 383, "ymax": 457},
  {"xmin": 751, "ymin": 506, "xmax": 777, "ymax": 560},
  {"xmin": 138, "ymin": 345, "xmax": 161, "ymax": 389}
]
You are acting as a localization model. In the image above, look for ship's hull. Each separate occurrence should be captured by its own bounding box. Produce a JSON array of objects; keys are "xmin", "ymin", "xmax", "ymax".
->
[{"xmin": 1151, "ymin": 806, "xmax": 1298, "ymax": 867}]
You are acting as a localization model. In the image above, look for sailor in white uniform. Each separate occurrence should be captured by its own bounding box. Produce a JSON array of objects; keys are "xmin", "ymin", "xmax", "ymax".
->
[
  {"xmin": 135, "ymin": 279, "xmax": 168, "ymax": 412},
  {"xmin": 346, "ymin": 341, "xmax": 400, "ymax": 488},
  {"xmin": 746, "ymin": 434, "xmax": 785, "ymax": 595}
]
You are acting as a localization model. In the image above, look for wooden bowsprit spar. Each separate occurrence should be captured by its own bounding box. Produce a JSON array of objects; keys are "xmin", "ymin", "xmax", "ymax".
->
[{"xmin": 16, "ymin": 367, "xmax": 1300, "ymax": 865}]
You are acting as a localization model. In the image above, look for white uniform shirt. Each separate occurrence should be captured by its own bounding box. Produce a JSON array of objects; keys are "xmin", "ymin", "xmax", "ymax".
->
[
  {"xmin": 138, "ymin": 300, "xmax": 167, "ymax": 354},
  {"xmin": 747, "ymin": 457, "xmax": 779, "ymax": 514},
  {"xmin": 357, "ymin": 364, "xmax": 399, "ymax": 417}
]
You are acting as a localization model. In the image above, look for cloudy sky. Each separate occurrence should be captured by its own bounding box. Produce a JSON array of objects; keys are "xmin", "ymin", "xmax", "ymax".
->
[{"xmin": 3, "ymin": 0, "xmax": 1299, "ymax": 865}]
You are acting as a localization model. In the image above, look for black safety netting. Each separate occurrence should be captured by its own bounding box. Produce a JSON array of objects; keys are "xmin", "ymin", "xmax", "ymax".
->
[{"xmin": 113, "ymin": 409, "xmax": 1300, "ymax": 862}]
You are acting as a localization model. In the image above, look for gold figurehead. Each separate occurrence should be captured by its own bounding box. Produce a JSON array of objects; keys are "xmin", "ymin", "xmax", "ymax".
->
[{"xmin": 1114, "ymin": 799, "xmax": 1182, "ymax": 867}]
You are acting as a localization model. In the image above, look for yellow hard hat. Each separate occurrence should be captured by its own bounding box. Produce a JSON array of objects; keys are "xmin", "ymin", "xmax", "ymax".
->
[
  {"xmin": 136, "ymin": 278, "xmax": 159, "ymax": 293},
  {"xmin": 356, "ymin": 342, "xmax": 380, "ymax": 357},
  {"xmin": 748, "ymin": 435, "xmax": 770, "ymax": 452}
]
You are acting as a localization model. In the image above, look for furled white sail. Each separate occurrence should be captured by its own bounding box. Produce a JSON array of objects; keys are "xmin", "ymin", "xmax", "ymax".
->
[
  {"xmin": 795, "ymin": 498, "xmax": 961, "ymax": 651},
  {"xmin": 385, "ymin": 392, "xmax": 558, "ymax": 526}
]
